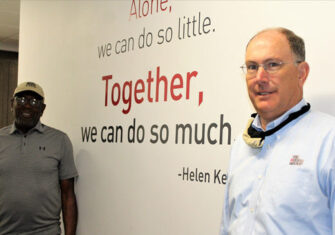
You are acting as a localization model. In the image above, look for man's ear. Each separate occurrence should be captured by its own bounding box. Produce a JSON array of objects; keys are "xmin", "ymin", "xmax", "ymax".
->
[
  {"xmin": 298, "ymin": 61, "xmax": 310, "ymax": 86},
  {"xmin": 10, "ymin": 98, "xmax": 14, "ymax": 112},
  {"xmin": 40, "ymin": 104, "xmax": 46, "ymax": 116}
]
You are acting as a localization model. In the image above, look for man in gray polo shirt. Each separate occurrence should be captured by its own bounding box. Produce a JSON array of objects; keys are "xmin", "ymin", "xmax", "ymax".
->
[{"xmin": 0, "ymin": 82, "xmax": 78, "ymax": 235}]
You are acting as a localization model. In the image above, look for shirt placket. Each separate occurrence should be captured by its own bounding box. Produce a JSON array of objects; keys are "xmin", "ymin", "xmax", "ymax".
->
[
  {"xmin": 21, "ymin": 134, "xmax": 28, "ymax": 153},
  {"xmin": 247, "ymin": 135, "xmax": 275, "ymax": 235}
]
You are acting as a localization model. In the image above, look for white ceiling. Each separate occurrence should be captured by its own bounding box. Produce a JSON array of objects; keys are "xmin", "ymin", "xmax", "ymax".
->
[{"xmin": 0, "ymin": 0, "xmax": 20, "ymax": 52}]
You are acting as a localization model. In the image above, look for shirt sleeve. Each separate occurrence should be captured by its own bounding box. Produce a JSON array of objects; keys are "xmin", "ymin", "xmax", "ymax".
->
[
  {"xmin": 220, "ymin": 178, "xmax": 230, "ymax": 235},
  {"xmin": 59, "ymin": 133, "xmax": 78, "ymax": 180},
  {"xmin": 317, "ymin": 133, "xmax": 335, "ymax": 234},
  {"xmin": 220, "ymin": 138, "xmax": 239, "ymax": 235},
  {"xmin": 327, "ymin": 156, "xmax": 335, "ymax": 235},
  {"xmin": 328, "ymin": 149, "xmax": 335, "ymax": 235}
]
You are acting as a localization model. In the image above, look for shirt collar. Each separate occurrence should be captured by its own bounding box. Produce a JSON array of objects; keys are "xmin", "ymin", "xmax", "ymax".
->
[
  {"xmin": 252, "ymin": 99, "xmax": 308, "ymax": 131},
  {"xmin": 10, "ymin": 121, "xmax": 45, "ymax": 135}
]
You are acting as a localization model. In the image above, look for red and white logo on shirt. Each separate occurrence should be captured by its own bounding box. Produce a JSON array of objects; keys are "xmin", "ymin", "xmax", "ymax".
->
[{"xmin": 289, "ymin": 155, "xmax": 304, "ymax": 165}]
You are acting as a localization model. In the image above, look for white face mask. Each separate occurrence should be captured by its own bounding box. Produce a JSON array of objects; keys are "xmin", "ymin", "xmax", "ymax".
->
[{"xmin": 243, "ymin": 118, "xmax": 265, "ymax": 148}]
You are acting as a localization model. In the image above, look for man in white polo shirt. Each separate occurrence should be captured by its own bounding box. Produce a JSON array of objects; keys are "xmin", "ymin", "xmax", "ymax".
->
[
  {"xmin": 0, "ymin": 82, "xmax": 78, "ymax": 235},
  {"xmin": 221, "ymin": 28, "xmax": 335, "ymax": 234}
]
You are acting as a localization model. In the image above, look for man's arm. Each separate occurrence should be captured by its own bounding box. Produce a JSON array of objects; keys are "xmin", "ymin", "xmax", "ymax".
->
[
  {"xmin": 220, "ymin": 179, "xmax": 230, "ymax": 235},
  {"xmin": 60, "ymin": 178, "xmax": 78, "ymax": 235}
]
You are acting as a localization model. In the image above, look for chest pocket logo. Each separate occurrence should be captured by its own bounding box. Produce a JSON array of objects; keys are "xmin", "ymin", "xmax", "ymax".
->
[{"xmin": 289, "ymin": 155, "xmax": 304, "ymax": 165}]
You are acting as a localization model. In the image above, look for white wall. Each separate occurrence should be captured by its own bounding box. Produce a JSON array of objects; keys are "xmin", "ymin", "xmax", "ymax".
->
[{"xmin": 19, "ymin": 1, "xmax": 335, "ymax": 234}]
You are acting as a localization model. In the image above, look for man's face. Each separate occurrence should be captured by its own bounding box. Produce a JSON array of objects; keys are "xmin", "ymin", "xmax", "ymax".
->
[
  {"xmin": 245, "ymin": 31, "xmax": 307, "ymax": 125},
  {"xmin": 11, "ymin": 91, "xmax": 46, "ymax": 133}
]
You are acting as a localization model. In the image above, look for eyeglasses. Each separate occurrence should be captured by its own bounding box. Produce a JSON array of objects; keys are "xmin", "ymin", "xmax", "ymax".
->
[
  {"xmin": 240, "ymin": 60, "xmax": 301, "ymax": 77},
  {"xmin": 15, "ymin": 96, "xmax": 43, "ymax": 107}
]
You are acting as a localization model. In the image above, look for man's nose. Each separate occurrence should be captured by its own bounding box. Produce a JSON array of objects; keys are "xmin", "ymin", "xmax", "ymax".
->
[
  {"xmin": 255, "ymin": 66, "xmax": 269, "ymax": 81},
  {"xmin": 23, "ymin": 100, "xmax": 32, "ymax": 108}
]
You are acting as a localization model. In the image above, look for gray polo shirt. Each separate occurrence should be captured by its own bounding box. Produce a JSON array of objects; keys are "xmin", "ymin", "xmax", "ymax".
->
[{"xmin": 0, "ymin": 122, "xmax": 78, "ymax": 235}]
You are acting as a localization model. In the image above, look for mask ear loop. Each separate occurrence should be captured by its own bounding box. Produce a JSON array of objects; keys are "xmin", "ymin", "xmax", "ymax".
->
[{"xmin": 242, "ymin": 103, "xmax": 311, "ymax": 149}]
